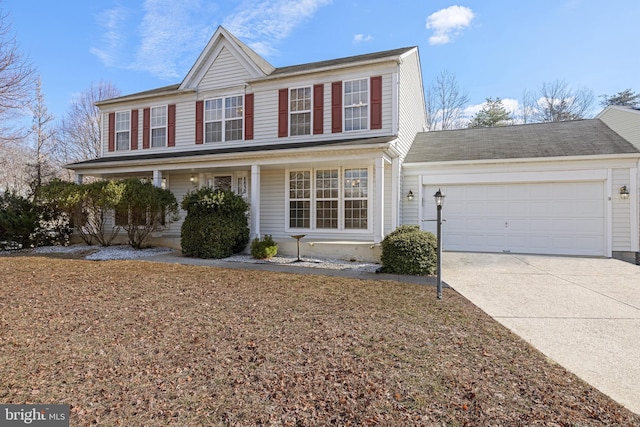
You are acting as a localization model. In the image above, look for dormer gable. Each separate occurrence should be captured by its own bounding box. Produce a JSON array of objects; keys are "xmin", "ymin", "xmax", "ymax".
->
[{"xmin": 179, "ymin": 26, "xmax": 274, "ymax": 91}]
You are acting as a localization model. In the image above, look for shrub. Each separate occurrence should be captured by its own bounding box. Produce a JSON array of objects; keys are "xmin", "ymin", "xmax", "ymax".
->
[
  {"xmin": 251, "ymin": 234, "xmax": 278, "ymax": 259},
  {"xmin": 380, "ymin": 225, "xmax": 437, "ymax": 275},
  {"xmin": 115, "ymin": 179, "xmax": 179, "ymax": 249},
  {"xmin": 0, "ymin": 192, "xmax": 39, "ymax": 250},
  {"xmin": 181, "ymin": 188, "xmax": 249, "ymax": 259}
]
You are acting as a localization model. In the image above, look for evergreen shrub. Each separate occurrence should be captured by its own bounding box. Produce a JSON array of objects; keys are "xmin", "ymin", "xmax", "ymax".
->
[
  {"xmin": 181, "ymin": 188, "xmax": 249, "ymax": 259},
  {"xmin": 380, "ymin": 225, "xmax": 437, "ymax": 275}
]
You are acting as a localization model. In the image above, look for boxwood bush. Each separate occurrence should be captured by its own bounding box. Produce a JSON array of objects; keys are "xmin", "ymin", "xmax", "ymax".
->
[
  {"xmin": 180, "ymin": 188, "xmax": 249, "ymax": 259},
  {"xmin": 250, "ymin": 234, "xmax": 278, "ymax": 259},
  {"xmin": 380, "ymin": 225, "xmax": 437, "ymax": 275}
]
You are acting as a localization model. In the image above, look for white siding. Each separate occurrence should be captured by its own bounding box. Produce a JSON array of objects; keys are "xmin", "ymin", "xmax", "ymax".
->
[
  {"xmin": 174, "ymin": 101, "xmax": 195, "ymax": 148},
  {"xmin": 199, "ymin": 47, "xmax": 253, "ymax": 92},
  {"xmin": 396, "ymin": 50, "xmax": 426, "ymax": 160},
  {"xmin": 259, "ymin": 169, "xmax": 285, "ymax": 237},
  {"xmin": 401, "ymin": 174, "xmax": 420, "ymax": 226},
  {"xmin": 165, "ymin": 174, "xmax": 194, "ymax": 235},
  {"xmin": 599, "ymin": 108, "xmax": 640, "ymax": 149},
  {"xmin": 612, "ymin": 168, "xmax": 632, "ymax": 250}
]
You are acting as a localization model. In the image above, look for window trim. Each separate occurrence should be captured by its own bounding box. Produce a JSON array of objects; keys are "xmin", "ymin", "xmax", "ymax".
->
[
  {"xmin": 289, "ymin": 86, "xmax": 312, "ymax": 136},
  {"xmin": 203, "ymin": 94, "xmax": 244, "ymax": 143},
  {"xmin": 150, "ymin": 105, "xmax": 168, "ymax": 148},
  {"xmin": 115, "ymin": 110, "xmax": 131, "ymax": 151},
  {"xmin": 343, "ymin": 77, "xmax": 370, "ymax": 133},
  {"xmin": 285, "ymin": 166, "xmax": 371, "ymax": 233}
]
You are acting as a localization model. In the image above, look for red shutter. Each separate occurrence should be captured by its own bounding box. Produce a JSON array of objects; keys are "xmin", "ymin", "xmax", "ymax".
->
[
  {"xmin": 130, "ymin": 109, "xmax": 138, "ymax": 150},
  {"xmin": 167, "ymin": 104, "xmax": 176, "ymax": 147},
  {"xmin": 370, "ymin": 76, "xmax": 382, "ymax": 129},
  {"xmin": 331, "ymin": 81, "xmax": 342, "ymax": 133},
  {"xmin": 142, "ymin": 108, "xmax": 150, "ymax": 149},
  {"xmin": 195, "ymin": 100, "xmax": 203, "ymax": 144},
  {"xmin": 108, "ymin": 112, "xmax": 115, "ymax": 152},
  {"xmin": 278, "ymin": 88, "xmax": 288, "ymax": 137},
  {"xmin": 313, "ymin": 84, "xmax": 324, "ymax": 135},
  {"xmin": 244, "ymin": 93, "xmax": 254, "ymax": 140}
]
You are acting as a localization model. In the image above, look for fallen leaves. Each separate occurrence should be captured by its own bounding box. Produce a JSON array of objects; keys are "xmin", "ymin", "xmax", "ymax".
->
[{"xmin": 0, "ymin": 256, "xmax": 638, "ymax": 426}]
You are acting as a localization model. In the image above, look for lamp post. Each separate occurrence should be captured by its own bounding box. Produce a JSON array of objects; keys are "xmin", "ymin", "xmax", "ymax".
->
[{"xmin": 434, "ymin": 189, "xmax": 445, "ymax": 300}]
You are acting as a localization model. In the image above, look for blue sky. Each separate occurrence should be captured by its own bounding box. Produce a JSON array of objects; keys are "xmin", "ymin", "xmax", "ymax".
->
[{"xmin": 4, "ymin": 0, "xmax": 639, "ymax": 122}]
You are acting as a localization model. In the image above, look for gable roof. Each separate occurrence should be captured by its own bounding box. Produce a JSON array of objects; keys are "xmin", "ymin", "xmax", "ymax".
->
[{"xmin": 405, "ymin": 119, "xmax": 640, "ymax": 163}]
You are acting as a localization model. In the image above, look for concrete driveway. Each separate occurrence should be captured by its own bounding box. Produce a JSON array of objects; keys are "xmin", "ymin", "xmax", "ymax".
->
[{"xmin": 442, "ymin": 252, "xmax": 640, "ymax": 415}]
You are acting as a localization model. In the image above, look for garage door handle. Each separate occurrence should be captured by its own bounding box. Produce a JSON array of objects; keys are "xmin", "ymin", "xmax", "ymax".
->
[{"xmin": 505, "ymin": 221, "xmax": 508, "ymax": 228}]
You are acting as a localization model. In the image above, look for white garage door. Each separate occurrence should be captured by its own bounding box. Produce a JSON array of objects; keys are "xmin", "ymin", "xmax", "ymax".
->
[{"xmin": 422, "ymin": 181, "xmax": 606, "ymax": 256}]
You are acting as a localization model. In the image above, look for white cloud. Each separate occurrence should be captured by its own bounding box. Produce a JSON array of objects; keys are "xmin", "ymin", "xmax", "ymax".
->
[
  {"xmin": 353, "ymin": 34, "xmax": 373, "ymax": 43},
  {"xmin": 223, "ymin": 0, "xmax": 333, "ymax": 56},
  {"xmin": 426, "ymin": 5, "xmax": 475, "ymax": 45},
  {"xmin": 92, "ymin": 0, "xmax": 331, "ymax": 78},
  {"xmin": 90, "ymin": 6, "xmax": 129, "ymax": 67},
  {"xmin": 130, "ymin": 0, "xmax": 212, "ymax": 79}
]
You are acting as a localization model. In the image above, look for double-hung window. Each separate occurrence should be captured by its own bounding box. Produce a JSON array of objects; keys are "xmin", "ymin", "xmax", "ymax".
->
[
  {"xmin": 204, "ymin": 95, "xmax": 243, "ymax": 143},
  {"xmin": 151, "ymin": 106, "xmax": 167, "ymax": 147},
  {"xmin": 287, "ymin": 167, "xmax": 369, "ymax": 230},
  {"xmin": 290, "ymin": 87, "xmax": 311, "ymax": 136},
  {"xmin": 344, "ymin": 79, "xmax": 368, "ymax": 132},
  {"xmin": 115, "ymin": 111, "xmax": 130, "ymax": 151},
  {"xmin": 289, "ymin": 171, "xmax": 311, "ymax": 228}
]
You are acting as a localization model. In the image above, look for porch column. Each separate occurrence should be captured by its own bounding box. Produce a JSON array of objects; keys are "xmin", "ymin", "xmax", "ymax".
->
[
  {"xmin": 374, "ymin": 157, "xmax": 384, "ymax": 243},
  {"xmin": 250, "ymin": 164, "xmax": 261, "ymax": 239},
  {"xmin": 391, "ymin": 156, "xmax": 399, "ymax": 230},
  {"xmin": 74, "ymin": 174, "xmax": 83, "ymax": 185},
  {"xmin": 152, "ymin": 170, "xmax": 162, "ymax": 188}
]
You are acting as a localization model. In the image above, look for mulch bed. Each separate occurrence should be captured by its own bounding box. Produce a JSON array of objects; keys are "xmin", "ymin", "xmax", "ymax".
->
[{"xmin": 1, "ymin": 256, "xmax": 638, "ymax": 426}]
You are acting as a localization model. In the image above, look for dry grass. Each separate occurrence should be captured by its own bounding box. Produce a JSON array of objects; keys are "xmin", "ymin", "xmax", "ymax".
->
[{"xmin": 1, "ymin": 256, "xmax": 638, "ymax": 426}]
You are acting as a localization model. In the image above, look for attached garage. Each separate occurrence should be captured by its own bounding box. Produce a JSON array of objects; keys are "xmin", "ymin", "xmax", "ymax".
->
[
  {"xmin": 421, "ymin": 180, "xmax": 606, "ymax": 256},
  {"xmin": 402, "ymin": 120, "xmax": 640, "ymax": 259}
]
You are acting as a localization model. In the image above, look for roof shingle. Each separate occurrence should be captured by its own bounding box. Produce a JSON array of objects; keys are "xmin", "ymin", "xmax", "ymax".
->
[{"xmin": 405, "ymin": 119, "xmax": 640, "ymax": 163}]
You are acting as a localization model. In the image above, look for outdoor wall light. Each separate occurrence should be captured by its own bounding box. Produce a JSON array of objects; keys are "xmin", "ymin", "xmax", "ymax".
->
[
  {"xmin": 620, "ymin": 185, "xmax": 630, "ymax": 199},
  {"xmin": 190, "ymin": 175, "xmax": 196, "ymax": 183},
  {"xmin": 407, "ymin": 190, "xmax": 414, "ymax": 201}
]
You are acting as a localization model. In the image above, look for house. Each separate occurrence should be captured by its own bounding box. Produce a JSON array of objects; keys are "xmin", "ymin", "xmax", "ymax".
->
[
  {"xmin": 67, "ymin": 26, "xmax": 427, "ymax": 261},
  {"xmin": 402, "ymin": 119, "xmax": 640, "ymax": 263},
  {"xmin": 67, "ymin": 26, "xmax": 640, "ymax": 264}
]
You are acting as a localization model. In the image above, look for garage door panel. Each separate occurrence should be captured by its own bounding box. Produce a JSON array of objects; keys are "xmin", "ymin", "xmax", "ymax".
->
[{"xmin": 423, "ymin": 181, "xmax": 605, "ymax": 256}]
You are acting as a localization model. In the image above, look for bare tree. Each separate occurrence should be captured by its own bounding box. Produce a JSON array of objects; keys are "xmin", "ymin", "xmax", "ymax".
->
[
  {"xmin": 54, "ymin": 81, "xmax": 120, "ymax": 167},
  {"xmin": 533, "ymin": 80, "xmax": 594, "ymax": 122},
  {"xmin": 425, "ymin": 70, "xmax": 469, "ymax": 130},
  {"xmin": 517, "ymin": 89, "xmax": 537, "ymax": 124},
  {"xmin": 28, "ymin": 76, "xmax": 56, "ymax": 191},
  {"xmin": 0, "ymin": 7, "xmax": 36, "ymax": 144}
]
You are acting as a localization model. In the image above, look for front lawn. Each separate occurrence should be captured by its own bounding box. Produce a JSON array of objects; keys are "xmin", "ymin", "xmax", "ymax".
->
[{"xmin": 0, "ymin": 257, "xmax": 637, "ymax": 426}]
